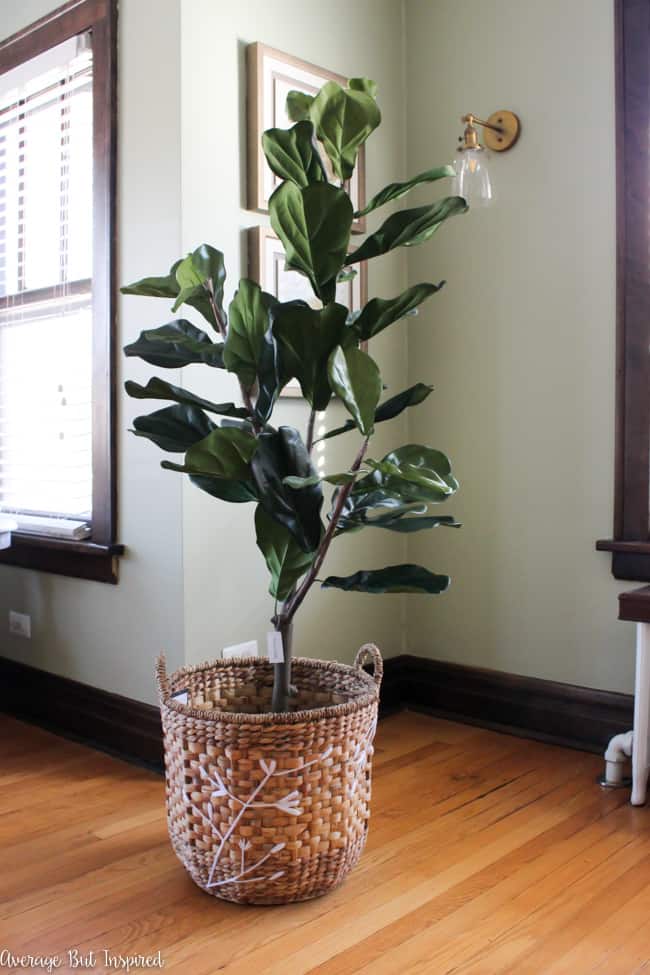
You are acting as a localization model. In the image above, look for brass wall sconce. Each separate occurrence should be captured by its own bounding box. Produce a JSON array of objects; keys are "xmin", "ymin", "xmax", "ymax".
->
[{"xmin": 453, "ymin": 110, "xmax": 521, "ymax": 207}]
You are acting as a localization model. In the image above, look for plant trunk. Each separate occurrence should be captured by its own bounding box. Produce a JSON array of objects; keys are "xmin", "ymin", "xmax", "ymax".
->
[{"xmin": 271, "ymin": 618, "xmax": 293, "ymax": 713}]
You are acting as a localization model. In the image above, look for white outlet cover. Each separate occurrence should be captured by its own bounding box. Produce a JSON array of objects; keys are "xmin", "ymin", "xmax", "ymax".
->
[
  {"xmin": 222, "ymin": 640, "xmax": 258, "ymax": 660},
  {"xmin": 9, "ymin": 611, "xmax": 31, "ymax": 638}
]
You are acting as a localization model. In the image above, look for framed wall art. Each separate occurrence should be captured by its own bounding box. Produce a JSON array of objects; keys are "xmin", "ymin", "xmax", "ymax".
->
[
  {"xmin": 248, "ymin": 226, "xmax": 367, "ymax": 398},
  {"xmin": 246, "ymin": 42, "xmax": 366, "ymax": 233}
]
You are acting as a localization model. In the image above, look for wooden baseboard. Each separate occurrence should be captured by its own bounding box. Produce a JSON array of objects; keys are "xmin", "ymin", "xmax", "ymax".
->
[
  {"xmin": 0, "ymin": 656, "xmax": 163, "ymax": 769},
  {"xmin": 0, "ymin": 653, "xmax": 633, "ymax": 767},
  {"xmin": 385, "ymin": 655, "xmax": 633, "ymax": 754}
]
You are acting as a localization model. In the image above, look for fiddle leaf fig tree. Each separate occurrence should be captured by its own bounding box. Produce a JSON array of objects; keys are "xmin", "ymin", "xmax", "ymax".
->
[{"xmin": 122, "ymin": 78, "xmax": 467, "ymax": 712}]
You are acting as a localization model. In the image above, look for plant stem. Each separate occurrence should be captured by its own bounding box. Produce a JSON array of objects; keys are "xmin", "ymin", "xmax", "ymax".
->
[
  {"xmin": 271, "ymin": 617, "xmax": 293, "ymax": 713},
  {"xmin": 305, "ymin": 408, "xmax": 316, "ymax": 454},
  {"xmin": 270, "ymin": 435, "xmax": 369, "ymax": 709},
  {"xmin": 207, "ymin": 291, "xmax": 227, "ymax": 339},
  {"xmin": 283, "ymin": 435, "xmax": 370, "ymax": 625},
  {"xmin": 241, "ymin": 386, "xmax": 262, "ymax": 434}
]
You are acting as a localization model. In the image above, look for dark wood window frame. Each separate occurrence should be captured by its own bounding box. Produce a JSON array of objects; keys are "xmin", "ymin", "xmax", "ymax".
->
[
  {"xmin": 597, "ymin": 0, "xmax": 650, "ymax": 581},
  {"xmin": 0, "ymin": 0, "xmax": 122, "ymax": 584}
]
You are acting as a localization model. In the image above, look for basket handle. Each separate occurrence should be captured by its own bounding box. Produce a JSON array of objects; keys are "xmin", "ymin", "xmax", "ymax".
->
[
  {"xmin": 354, "ymin": 643, "xmax": 383, "ymax": 688},
  {"xmin": 155, "ymin": 653, "xmax": 171, "ymax": 703}
]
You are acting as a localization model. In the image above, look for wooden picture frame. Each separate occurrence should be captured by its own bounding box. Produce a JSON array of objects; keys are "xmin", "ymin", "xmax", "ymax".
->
[
  {"xmin": 248, "ymin": 226, "xmax": 367, "ymax": 398},
  {"xmin": 246, "ymin": 42, "xmax": 366, "ymax": 233}
]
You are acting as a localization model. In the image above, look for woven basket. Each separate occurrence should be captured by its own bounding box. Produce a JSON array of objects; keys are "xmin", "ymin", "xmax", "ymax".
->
[{"xmin": 155, "ymin": 645, "xmax": 382, "ymax": 905}]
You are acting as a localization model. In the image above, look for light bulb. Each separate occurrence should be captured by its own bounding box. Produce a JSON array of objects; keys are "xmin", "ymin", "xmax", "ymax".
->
[{"xmin": 452, "ymin": 148, "xmax": 493, "ymax": 208}]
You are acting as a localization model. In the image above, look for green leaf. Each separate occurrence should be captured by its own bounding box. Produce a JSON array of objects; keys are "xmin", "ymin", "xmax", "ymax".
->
[
  {"xmin": 132, "ymin": 405, "xmax": 215, "ymax": 453},
  {"xmin": 286, "ymin": 90, "xmax": 314, "ymax": 122},
  {"xmin": 121, "ymin": 260, "xmax": 181, "ymax": 298},
  {"xmin": 175, "ymin": 253, "xmax": 202, "ymax": 291},
  {"xmin": 161, "ymin": 426, "xmax": 257, "ymax": 480},
  {"xmin": 191, "ymin": 244, "xmax": 227, "ymax": 317},
  {"xmin": 335, "ymin": 444, "xmax": 459, "ymax": 534},
  {"xmin": 251, "ymin": 427, "xmax": 323, "ymax": 552},
  {"xmin": 254, "ymin": 325, "xmax": 283, "ymax": 426},
  {"xmin": 309, "ymin": 80, "xmax": 381, "ymax": 182},
  {"xmin": 374, "ymin": 384, "xmax": 434, "ymax": 423},
  {"xmin": 355, "ymin": 165, "xmax": 455, "ymax": 218},
  {"xmin": 121, "ymin": 247, "xmax": 226, "ymax": 328},
  {"xmin": 327, "ymin": 345, "xmax": 382, "ymax": 436},
  {"xmin": 269, "ymin": 181, "xmax": 353, "ymax": 303},
  {"xmin": 283, "ymin": 471, "xmax": 358, "ymax": 489},
  {"xmin": 125, "ymin": 377, "xmax": 248, "ymax": 418},
  {"xmin": 188, "ymin": 474, "xmax": 257, "ymax": 504},
  {"xmin": 282, "ymin": 474, "xmax": 322, "ymax": 489},
  {"xmin": 335, "ymin": 499, "xmax": 425, "ymax": 534},
  {"xmin": 337, "ymin": 268, "xmax": 357, "ymax": 284},
  {"xmin": 273, "ymin": 301, "xmax": 350, "ymax": 410},
  {"xmin": 345, "ymin": 197, "xmax": 468, "ymax": 265},
  {"xmin": 348, "ymin": 77, "xmax": 378, "ymax": 98},
  {"xmin": 365, "ymin": 443, "xmax": 458, "ymax": 502},
  {"xmin": 172, "ymin": 253, "xmax": 203, "ymax": 312},
  {"xmin": 354, "ymin": 283, "xmax": 444, "ymax": 341},
  {"xmin": 255, "ymin": 506, "xmax": 315, "ymax": 601},
  {"xmin": 262, "ymin": 120, "xmax": 326, "ymax": 188},
  {"xmin": 170, "ymin": 245, "xmax": 226, "ymax": 326},
  {"xmin": 358, "ymin": 512, "xmax": 460, "ymax": 533},
  {"xmin": 123, "ymin": 320, "xmax": 224, "ymax": 368},
  {"xmin": 318, "ymin": 382, "xmax": 434, "ymax": 442},
  {"xmin": 224, "ymin": 279, "xmax": 281, "ymax": 424},
  {"xmin": 322, "ymin": 564, "xmax": 450, "ymax": 594},
  {"xmin": 224, "ymin": 279, "xmax": 278, "ymax": 389}
]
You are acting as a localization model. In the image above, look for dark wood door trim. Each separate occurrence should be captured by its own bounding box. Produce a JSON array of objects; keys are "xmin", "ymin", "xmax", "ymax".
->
[{"xmin": 598, "ymin": 0, "xmax": 650, "ymax": 580}]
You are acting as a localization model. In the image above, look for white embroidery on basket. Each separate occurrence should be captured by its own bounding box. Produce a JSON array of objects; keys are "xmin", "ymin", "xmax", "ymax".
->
[
  {"xmin": 188, "ymin": 720, "xmax": 376, "ymax": 890},
  {"xmin": 191, "ymin": 745, "xmax": 333, "ymax": 888}
]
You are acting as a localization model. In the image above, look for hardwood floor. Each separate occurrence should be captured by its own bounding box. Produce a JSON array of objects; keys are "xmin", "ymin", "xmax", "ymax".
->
[{"xmin": 1, "ymin": 711, "xmax": 650, "ymax": 974}]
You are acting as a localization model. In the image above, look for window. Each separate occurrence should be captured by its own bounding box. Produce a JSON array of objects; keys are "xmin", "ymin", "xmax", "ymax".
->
[
  {"xmin": 1, "ymin": 37, "xmax": 94, "ymax": 527},
  {"xmin": 0, "ymin": 0, "xmax": 120, "ymax": 583}
]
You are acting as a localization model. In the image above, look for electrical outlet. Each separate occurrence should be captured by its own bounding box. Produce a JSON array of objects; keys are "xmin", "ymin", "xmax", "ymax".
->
[
  {"xmin": 222, "ymin": 640, "xmax": 258, "ymax": 660},
  {"xmin": 9, "ymin": 611, "xmax": 31, "ymax": 638}
]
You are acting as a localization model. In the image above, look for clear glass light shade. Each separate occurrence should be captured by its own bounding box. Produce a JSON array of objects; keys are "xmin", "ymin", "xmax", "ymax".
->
[{"xmin": 452, "ymin": 149, "xmax": 493, "ymax": 208}]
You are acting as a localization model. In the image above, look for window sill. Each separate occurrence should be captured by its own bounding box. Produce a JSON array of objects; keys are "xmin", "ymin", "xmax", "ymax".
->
[
  {"xmin": 596, "ymin": 539, "xmax": 650, "ymax": 582},
  {"xmin": 596, "ymin": 540, "xmax": 650, "ymax": 554},
  {"xmin": 0, "ymin": 533, "xmax": 124, "ymax": 583}
]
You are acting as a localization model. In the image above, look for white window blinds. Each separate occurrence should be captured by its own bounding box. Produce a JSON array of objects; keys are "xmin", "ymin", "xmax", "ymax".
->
[{"xmin": 0, "ymin": 35, "xmax": 94, "ymax": 534}]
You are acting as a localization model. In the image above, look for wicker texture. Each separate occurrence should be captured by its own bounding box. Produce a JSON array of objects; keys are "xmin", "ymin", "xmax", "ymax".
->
[{"xmin": 156, "ymin": 646, "xmax": 382, "ymax": 905}]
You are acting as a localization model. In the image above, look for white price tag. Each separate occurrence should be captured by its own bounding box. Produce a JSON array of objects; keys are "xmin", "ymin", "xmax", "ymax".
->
[{"xmin": 267, "ymin": 631, "xmax": 285, "ymax": 663}]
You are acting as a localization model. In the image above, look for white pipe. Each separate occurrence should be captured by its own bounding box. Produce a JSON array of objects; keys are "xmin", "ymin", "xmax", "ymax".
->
[{"xmin": 604, "ymin": 730, "xmax": 634, "ymax": 785}]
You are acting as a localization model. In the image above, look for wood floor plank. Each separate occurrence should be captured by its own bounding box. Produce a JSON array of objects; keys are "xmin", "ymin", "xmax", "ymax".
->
[
  {"xmin": 43, "ymin": 751, "xmax": 548, "ymax": 971},
  {"xmin": 1, "ymin": 712, "xmax": 650, "ymax": 974},
  {"xmin": 541, "ymin": 881, "xmax": 650, "ymax": 975},
  {"xmin": 452, "ymin": 840, "xmax": 650, "ymax": 975},
  {"xmin": 160, "ymin": 769, "xmax": 615, "ymax": 973},
  {"xmin": 308, "ymin": 798, "xmax": 631, "ymax": 975}
]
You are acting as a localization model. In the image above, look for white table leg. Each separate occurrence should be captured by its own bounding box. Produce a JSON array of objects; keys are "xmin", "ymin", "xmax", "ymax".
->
[{"xmin": 631, "ymin": 621, "xmax": 650, "ymax": 806}]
